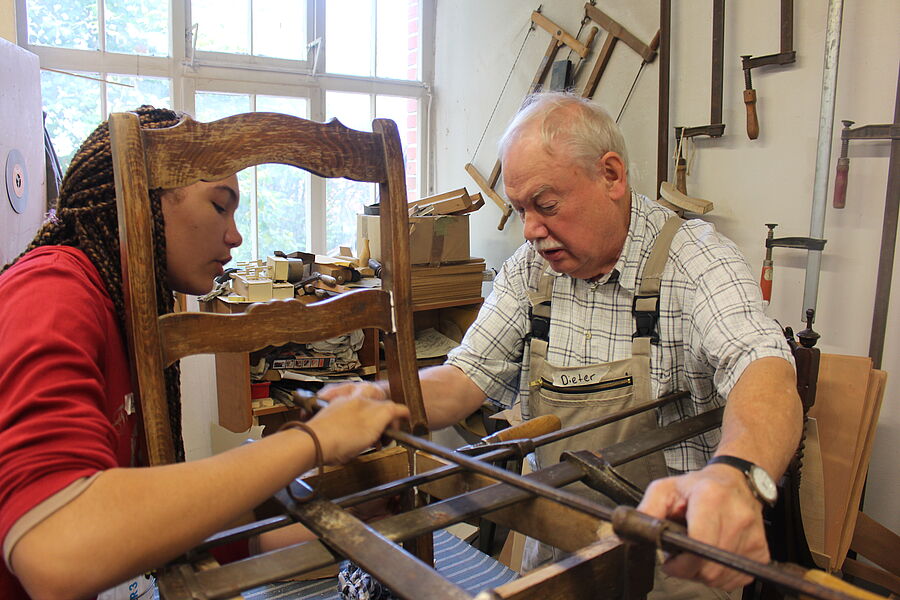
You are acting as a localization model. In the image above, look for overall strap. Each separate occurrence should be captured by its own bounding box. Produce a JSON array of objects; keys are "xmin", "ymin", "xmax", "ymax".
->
[
  {"xmin": 632, "ymin": 215, "xmax": 684, "ymax": 344},
  {"xmin": 526, "ymin": 269, "xmax": 555, "ymax": 344}
]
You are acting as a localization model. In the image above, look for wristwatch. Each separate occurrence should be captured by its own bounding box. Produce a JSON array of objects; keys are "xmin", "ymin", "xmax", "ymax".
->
[{"xmin": 707, "ymin": 455, "xmax": 778, "ymax": 507}]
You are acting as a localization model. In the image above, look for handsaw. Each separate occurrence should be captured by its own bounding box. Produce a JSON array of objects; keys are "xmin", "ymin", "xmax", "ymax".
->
[{"xmin": 466, "ymin": 7, "xmax": 599, "ymax": 230}]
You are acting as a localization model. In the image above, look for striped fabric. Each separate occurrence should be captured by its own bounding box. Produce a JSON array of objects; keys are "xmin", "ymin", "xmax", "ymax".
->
[{"xmin": 152, "ymin": 529, "xmax": 517, "ymax": 599}]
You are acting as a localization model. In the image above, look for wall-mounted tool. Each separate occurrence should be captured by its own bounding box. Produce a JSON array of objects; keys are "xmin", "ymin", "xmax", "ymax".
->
[
  {"xmin": 739, "ymin": 0, "xmax": 797, "ymax": 140},
  {"xmin": 832, "ymin": 120, "xmax": 900, "ymax": 209},
  {"xmin": 661, "ymin": 0, "xmax": 724, "ymax": 216},
  {"xmin": 834, "ymin": 66, "xmax": 900, "ymax": 370},
  {"xmin": 580, "ymin": 3, "xmax": 659, "ymax": 102},
  {"xmin": 662, "ymin": 127, "xmax": 714, "ymax": 215},
  {"xmin": 760, "ymin": 224, "xmax": 777, "ymax": 303},
  {"xmin": 676, "ymin": 0, "xmax": 726, "ymax": 141},
  {"xmin": 466, "ymin": 6, "xmax": 599, "ymax": 231},
  {"xmin": 758, "ymin": 223, "xmax": 827, "ymax": 305}
]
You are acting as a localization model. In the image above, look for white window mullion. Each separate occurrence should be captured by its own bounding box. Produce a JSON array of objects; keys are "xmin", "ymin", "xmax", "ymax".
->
[
  {"xmin": 309, "ymin": 86, "xmax": 326, "ymax": 254},
  {"xmin": 97, "ymin": 0, "xmax": 106, "ymax": 52},
  {"xmin": 370, "ymin": 0, "xmax": 377, "ymax": 78}
]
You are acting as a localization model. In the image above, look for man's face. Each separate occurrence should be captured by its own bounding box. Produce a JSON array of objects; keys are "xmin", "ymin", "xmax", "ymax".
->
[
  {"xmin": 162, "ymin": 175, "xmax": 242, "ymax": 295},
  {"xmin": 502, "ymin": 132, "xmax": 630, "ymax": 280}
]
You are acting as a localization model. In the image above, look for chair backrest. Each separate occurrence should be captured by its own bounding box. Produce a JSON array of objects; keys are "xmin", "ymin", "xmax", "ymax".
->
[{"xmin": 109, "ymin": 111, "xmax": 425, "ymax": 465}]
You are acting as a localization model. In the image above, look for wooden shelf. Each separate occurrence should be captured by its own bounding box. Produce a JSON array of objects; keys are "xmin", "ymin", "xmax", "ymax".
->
[{"xmin": 412, "ymin": 297, "xmax": 483, "ymax": 312}]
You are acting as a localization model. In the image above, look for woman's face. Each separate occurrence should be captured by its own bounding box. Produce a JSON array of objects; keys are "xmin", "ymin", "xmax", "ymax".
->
[{"xmin": 162, "ymin": 175, "xmax": 242, "ymax": 295}]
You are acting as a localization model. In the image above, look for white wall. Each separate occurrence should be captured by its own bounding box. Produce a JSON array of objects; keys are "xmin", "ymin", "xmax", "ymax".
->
[{"xmin": 432, "ymin": 0, "xmax": 899, "ymax": 536}]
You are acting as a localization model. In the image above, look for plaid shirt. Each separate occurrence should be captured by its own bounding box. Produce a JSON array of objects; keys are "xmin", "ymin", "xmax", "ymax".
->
[{"xmin": 447, "ymin": 192, "xmax": 793, "ymax": 472}]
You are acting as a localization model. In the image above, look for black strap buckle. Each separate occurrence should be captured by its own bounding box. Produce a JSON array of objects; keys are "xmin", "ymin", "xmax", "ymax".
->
[
  {"xmin": 632, "ymin": 294, "xmax": 660, "ymax": 344},
  {"xmin": 528, "ymin": 302, "xmax": 551, "ymax": 342}
]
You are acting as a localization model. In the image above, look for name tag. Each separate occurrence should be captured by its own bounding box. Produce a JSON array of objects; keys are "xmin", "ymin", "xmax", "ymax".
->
[{"xmin": 552, "ymin": 367, "xmax": 609, "ymax": 387}]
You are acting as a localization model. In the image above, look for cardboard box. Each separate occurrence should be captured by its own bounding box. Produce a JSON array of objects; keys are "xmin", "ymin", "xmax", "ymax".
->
[{"xmin": 357, "ymin": 214, "xmax": 470, "ymax": 265}]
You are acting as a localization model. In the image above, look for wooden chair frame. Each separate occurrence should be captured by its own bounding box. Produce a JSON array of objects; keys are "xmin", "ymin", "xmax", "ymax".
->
[
  {"xmin": 109, "ymin": 111, "xmax": 426, "ymax": 466},
  {"xmin": 107, "ymin": 110, "xmax": 660, "ymax": 600}
]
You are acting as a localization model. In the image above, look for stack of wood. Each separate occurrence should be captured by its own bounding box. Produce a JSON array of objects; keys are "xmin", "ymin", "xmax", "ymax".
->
[
  {"xmin": 801, "ymin": 353, "xmax": 891, "ymax": 580},
  {"xmin": 410, "ymin": 258, "xmax": 485, "ymax": 307}
]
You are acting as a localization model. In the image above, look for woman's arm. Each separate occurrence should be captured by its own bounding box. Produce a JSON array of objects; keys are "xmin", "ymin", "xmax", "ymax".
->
[{"xmin": 11, "ymin": 392, "xmax": 408, "ymax": 600}]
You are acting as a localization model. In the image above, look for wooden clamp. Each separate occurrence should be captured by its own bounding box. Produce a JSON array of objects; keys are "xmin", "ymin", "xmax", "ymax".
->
[
  {"xmin": 581, "ymin": 3, "xmax": 660, "ymax": 99},
  {"xmin": 740, "ymin": 0, "xmax": 797, "ymax": 140},
  {"xmin": 676, "ymin": 0, "xmax": 726, "ymax": 140}
]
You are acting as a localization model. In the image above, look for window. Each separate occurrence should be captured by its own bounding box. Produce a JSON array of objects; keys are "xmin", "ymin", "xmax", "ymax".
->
[{"xmin": 18, "ymin": 0, "xmax": 432, "ymax": 259}]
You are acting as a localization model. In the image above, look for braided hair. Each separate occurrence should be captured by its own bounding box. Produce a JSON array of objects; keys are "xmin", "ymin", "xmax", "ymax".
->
[{"xmin": 2, "ymin": 105, "xmax": 187, "ymax": 461}]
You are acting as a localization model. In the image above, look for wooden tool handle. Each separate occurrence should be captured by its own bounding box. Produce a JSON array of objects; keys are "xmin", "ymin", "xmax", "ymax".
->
[
  {"xmin": 801, "ymin": 569, "xmax": 886, "ymax": 600},
  {"xmin": 482, "ymin": 414, "xmax": 562, "ymax": 444},
  {"xmin": 465, "ymin": 162, "xmax": 513, "ymax": 231},
  {"xmin": 584, "ymin": 26, "xmax": 599, "ymax": 51},
  {"xmin": 675, "ymin": 159, "xmax": 688, "ymax": 196},
  {"xmin": 497, "ymin": 210, "xmax": 511, "ymax": 231},
  {"xmin": 744, "ymin": 89, "xmax": 760, "ymax": 140},
  {"xmin": 760, "ymin": 262, "xmax": 773, "ymax": 303},
  {"xmin": 833, "ymin": 157, "xmax": 849, "ymax": 208}
]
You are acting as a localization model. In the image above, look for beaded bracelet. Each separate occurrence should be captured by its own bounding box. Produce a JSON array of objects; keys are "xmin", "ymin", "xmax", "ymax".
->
[{"xmin": 278, "ymin": 420, "xmax": 325, "ymax": 502}]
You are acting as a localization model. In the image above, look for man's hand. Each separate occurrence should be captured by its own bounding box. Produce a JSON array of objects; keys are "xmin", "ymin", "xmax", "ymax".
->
[{"xmin": 637, "ymin": 463, "xmax": 769, "ymax": 591}]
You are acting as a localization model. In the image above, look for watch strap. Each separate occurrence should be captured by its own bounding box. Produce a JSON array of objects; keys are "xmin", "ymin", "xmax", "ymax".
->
[
  {"xmin": 707, "ymin": 455, "xmax": 776, "ymax": 507},
  {"xmin": 707, "ymin": 455, "xmax": 753, "ymax": 472}
]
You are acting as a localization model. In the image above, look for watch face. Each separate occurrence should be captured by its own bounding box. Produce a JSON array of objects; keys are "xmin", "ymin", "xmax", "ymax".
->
[{"xmin": 750, "ymin": 466, "xmax": 777, "ymax": 502}]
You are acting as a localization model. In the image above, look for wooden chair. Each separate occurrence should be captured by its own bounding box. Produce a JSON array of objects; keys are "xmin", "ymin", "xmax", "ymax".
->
[
  {"xmin": 108, "ymin": 110, "xmax": 426, "ymax": 466},
  {"xmin": 107, "ymin": 111, "xmax": 663, "ymax": 600}
]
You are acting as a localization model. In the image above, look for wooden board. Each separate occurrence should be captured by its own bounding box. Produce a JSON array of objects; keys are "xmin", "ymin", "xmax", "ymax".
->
[
  {"xmin": 807, "ymin": 353, "xmax": 874, "ymax": 572},
  {"xmin": 836, "ymin": 369, "xmax": 886, "ymax": 568},
  {"xmin": 799, "ymin": 418, "xmax": 829, "ymax": 569}
]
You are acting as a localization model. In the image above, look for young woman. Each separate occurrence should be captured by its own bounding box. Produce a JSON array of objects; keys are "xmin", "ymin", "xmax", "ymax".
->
[{"xmin": 0, "ymin": 106, "xmax": 408, "ymax": 600}]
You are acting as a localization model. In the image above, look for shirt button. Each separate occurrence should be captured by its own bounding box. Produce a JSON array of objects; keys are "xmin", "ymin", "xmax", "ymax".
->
[{"xmin": 585, "ymin": 332, "xmax": 592, "ymax": 340}]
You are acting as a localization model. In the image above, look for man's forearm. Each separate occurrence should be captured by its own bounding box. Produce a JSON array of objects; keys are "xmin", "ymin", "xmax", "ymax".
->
[
  {"xmin": 716, "ymin": 356, "xmax": 803, "ymax": 478},
  {"xmin": 416, "ymin": 364, "xmax": 487, "ymax": 430}
]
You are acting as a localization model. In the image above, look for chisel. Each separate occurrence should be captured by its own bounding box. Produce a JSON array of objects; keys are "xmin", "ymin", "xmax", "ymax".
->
[{"xmin": 456, "ymin": 414, "xmax": 561, "ymax": 453}]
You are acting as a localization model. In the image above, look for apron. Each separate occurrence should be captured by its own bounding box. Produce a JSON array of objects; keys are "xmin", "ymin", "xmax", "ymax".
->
[{"xmin": 520, "ymin": 216, "xmax": 729, "ymax": 600}]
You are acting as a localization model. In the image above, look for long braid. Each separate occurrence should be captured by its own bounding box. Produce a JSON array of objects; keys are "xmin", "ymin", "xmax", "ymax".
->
[{"xmin": 3, "ymin": 106, "xmax": 187, "ymax": 462}]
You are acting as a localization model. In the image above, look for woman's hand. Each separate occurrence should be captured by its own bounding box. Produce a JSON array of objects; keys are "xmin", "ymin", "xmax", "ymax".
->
[{"xmin": 309, "ymin": 385, "xmax": 408, "ymax": 464}]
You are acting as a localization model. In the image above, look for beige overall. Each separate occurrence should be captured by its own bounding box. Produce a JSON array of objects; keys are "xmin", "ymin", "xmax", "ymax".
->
[{"xmin": 521, "ymin": 216, "xmax": 729, "ymax": 600}]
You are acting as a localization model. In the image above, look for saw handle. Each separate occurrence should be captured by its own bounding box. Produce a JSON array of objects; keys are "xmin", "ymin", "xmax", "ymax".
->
[
  {"xmin": 833, "ymin": 157, "xmax": 849, "ymax": 208},
  {"xmin": 744, "ymin": 89, "xmax": 760, "ymax": 140},
  {"xmin": 481, "ymin": 414, "xmax": 562, "ymax": 445}
]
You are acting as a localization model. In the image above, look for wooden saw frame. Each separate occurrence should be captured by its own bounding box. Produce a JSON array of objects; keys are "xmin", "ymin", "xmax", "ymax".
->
[{"xmin": 466, "ymin": 6, "xmax": 598, "ymax": 231}]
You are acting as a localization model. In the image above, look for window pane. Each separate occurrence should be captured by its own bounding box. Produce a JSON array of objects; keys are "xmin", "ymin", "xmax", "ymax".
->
[
  {"xmin": 327, "ymin": 91, "xmax": 372, "ymax": 132},
  {"xmin": 107, "ymin": 75, "xmax": 172, "ymax": 113},
  {"xmin": 325, "ymin": 0, "xmax": 372, "ymax": 77},
  {"xmin": 27, "ymin": 0, "xmax": 98, "ymax": 50},
  {"xmin": 194, "ymin": 92, "xmax": 252, "ymax": 122},
  {"xmin": 253, "ymin": 0, "xmax": 307, "ymax": 60},
  {"xmin": 326, "ymin": 92, "xmax": 375, "ymax": 251},
  {"xmin": 376, "ymin": 95, "xmax": 417, "ymax": 200},
  {"xmin": 192, "ymin": 0, "xmax": 251, "ymax": 55},
  {"xmin": 41, "ymin": 70, "xmax": 102, "ymax": 174},
  {"xmin": 377, "ymin": 0, "xmax": 418, "ymax": 80},
  {"xmin": 105, "ymin": 0, "xmax": 169, "ymax": 56},
  {"xmin": 256, "ymin": 96, "xmax": 310, "ymax": 257},
  {"xmin": 195, "ymin": 92, "xmax": 254, "ymax": 263}
]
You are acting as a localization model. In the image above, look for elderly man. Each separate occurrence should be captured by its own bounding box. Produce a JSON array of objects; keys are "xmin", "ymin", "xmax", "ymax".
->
[{"xmin": 324, "ymin": 92, "xmax": 802, "ymax": 597}]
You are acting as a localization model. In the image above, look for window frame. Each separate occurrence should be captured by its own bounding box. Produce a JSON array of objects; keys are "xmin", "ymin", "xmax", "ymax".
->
[{"xmin": 15, "ymin": 0, "xmax": 435, "ymax": 255}]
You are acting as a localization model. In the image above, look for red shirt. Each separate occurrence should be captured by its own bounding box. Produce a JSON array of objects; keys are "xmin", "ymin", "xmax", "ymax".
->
[{"xmin": 0, "ymin": 246, "xmax": 135, "ymax": 599}]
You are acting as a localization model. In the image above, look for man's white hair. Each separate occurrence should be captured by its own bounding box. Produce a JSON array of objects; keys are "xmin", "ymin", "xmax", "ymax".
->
[{"xmin": 498, "ymin": 92, "xmax": 629, "ymax": 176}]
